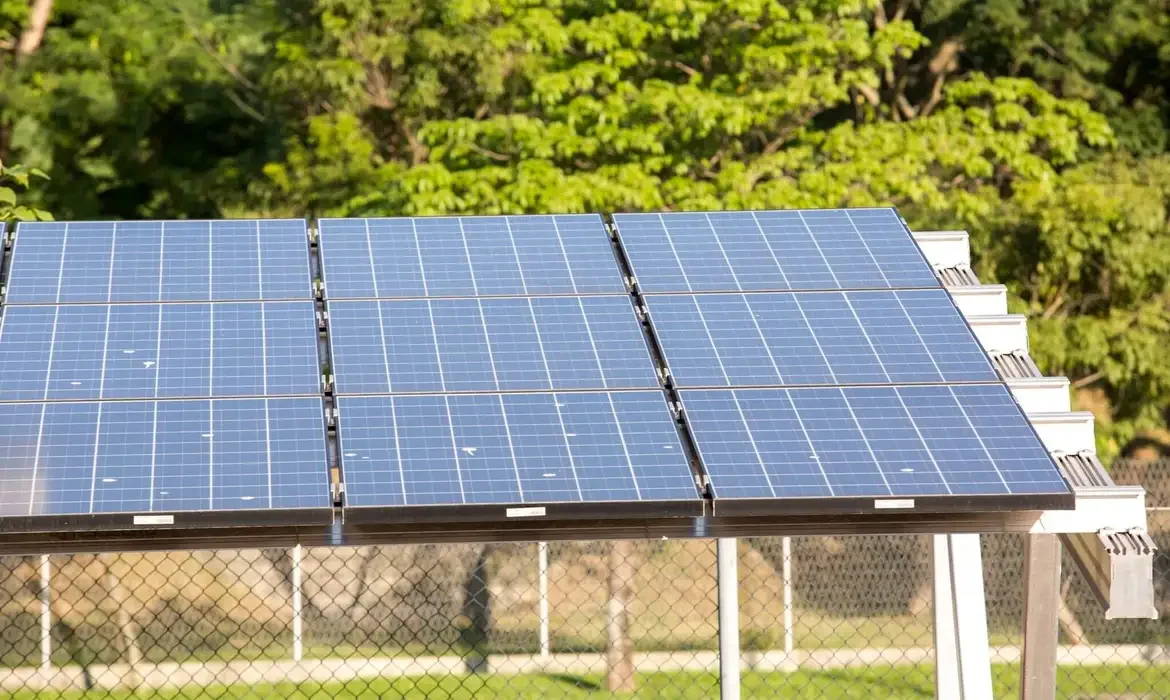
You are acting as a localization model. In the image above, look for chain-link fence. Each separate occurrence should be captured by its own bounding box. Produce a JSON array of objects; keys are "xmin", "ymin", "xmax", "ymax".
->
[{"xmin": 1, "ymin": 464, "xmax": 1167, "ymax": 698}]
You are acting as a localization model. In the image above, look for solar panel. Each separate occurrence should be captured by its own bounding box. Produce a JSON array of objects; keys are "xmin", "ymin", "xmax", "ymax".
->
[
  {"xmin": 0, "ymin": 398, "xmax": 330, "ymax": 529},
  {"xmin": 0, "ymin": 301, "xmax": 321, "ymax": 400},
  {"xmin": 4, "ymin": 220, "xmax": 312, "ymax": 304},
  {"xmin": 680, "ymin": 384, "xmax": 1071, "ymax": 514},
  {"xmin": 613, "ymin": 209, "xmax": 940, "ymax": 293},
  {"xmin": 338, "ymin": 390, "xmax": 700, "ymax": 521},
  {"xmin": 318, "ymin": 215, "xmax": 627, "ymax": 299},
  {"xmin": 327, "ymin": 296, "xmax": 659, "ymax": 394},
  {"xmin": 645, "ymin": 290, "xmax": 996, "ymax": 387}
]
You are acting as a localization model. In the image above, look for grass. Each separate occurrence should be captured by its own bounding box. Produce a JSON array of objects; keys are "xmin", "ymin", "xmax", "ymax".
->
[{"xmin": 1, "ymin": 665, "xmax": 1168, "ymax": 699}]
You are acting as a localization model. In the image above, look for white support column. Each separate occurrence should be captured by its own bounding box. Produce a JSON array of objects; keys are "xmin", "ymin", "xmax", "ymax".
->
[
  {"xmin": 717, "ymin": 538, "xmax": 740, "ymax": 700},
  {"xmin": 292, "ymin": 544, "xmax": 304, "ymax": 662},
  {"xmin": 1021, "ymin": 534, "xmax": 1061, "ymax": 700},
  {"xmin": 538, "ymin": 542, "xmax": 550, "ymax": 660},
  {"xmin": 40, "ymin": 555, "xmax": 51, "ymax": 674},
  {"xmin": 782, "ymin": 536, "xmax": 794, "ymax": 657},
  {"xmin": 932, "ymin": 534, "xmax": 993, "ymax": 700}
]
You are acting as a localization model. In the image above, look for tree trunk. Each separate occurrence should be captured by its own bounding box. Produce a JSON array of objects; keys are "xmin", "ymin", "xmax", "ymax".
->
[
  {"xmin": 606, "ymin": 540, "xmax": 637, "ymax": 692},
  {"xmin": 460, "ymin": 546, "xmax": 491, "ymax": 674},
  {"xmin": 1057, "ymin": 581, "xmax": 1087, "ymax": 645}
]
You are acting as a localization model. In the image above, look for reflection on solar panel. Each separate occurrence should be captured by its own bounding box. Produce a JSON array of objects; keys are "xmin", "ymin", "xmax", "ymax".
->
[
  {"xmin": 680, "ymin": 385, "xmax": 1069, "ymax": 513},
  {"xmin": 0, "ymin": 301, "xmax": 321, "ymax": 400},
  {"xmin": 645, "ymin": 290, "xmax": 996, "ymax": 387},
  {"xmin": 5, "ymin": 220, "xmax": 311, "ymax": 304},
  {"xmin": 613, "ymin": 209, "xmax": 940, "ymax": 292},
  {"xmin": 328, "ymin": 296, "xmax": 658, "ymax": 394},
  {"xmin": 318, "ymin": 215, "xmax": 626, "ymax": 299},
  {"xmin": 0, "ymin": 398, "xmax": 329, "ymax": 527},
  {"xmin": 339, "ymin": 391, "xmax": 699, "ymax": 520}
]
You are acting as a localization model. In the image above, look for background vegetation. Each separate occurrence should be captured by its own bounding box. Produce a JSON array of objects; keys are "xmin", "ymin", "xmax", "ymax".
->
[{"xmin": 1, "ymin": 0, "xmax": 1169, "ymax": 458}]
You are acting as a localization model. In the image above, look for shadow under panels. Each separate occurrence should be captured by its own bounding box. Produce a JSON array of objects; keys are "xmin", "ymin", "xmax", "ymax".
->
[{"xmin": 0, "ymin": 220, "xmax": 332, "ymax": 532}]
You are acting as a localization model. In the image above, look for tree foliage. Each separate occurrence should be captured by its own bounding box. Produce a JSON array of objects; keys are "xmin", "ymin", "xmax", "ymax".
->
[{"xmin": 1, "ymin": 0, "xmax": 1169, "ymax": 456}]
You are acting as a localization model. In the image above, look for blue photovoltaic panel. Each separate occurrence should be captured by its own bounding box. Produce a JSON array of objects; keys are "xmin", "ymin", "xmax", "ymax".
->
[
  {"xmin": 5, "ymin": 220, "xmax": 311, "ymax": 304},
  {"xmin": 645, "ymin": 290, "xmax": 995, "ymax": 387},
  {"xmin": 328, "ymin": 296, "xmax": 658, "ymax": 394},
  {"xmin": 318, "ymin": 215, "xmax": 626, "ymax": 299},
  {"xmin": 338, "ymin": 391, "xmax": 698, "ymax": 508},
  {"xmin": 0, "ymin": 398, "xmax": 329, "ymax": 518},
  {"xmin": 613, "ymin": 209, "xmax": 940, "ymax": 293},
  {"xmin": 0, "ymin": 302, "xmax": 320, "ymax": 400},
  {"xmin": 680, "ymin": 384, "xmax": 1069, "ymax": 502}
]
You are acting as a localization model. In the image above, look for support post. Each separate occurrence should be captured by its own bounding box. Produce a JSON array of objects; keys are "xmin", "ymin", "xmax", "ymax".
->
[
  {"xmin": 718, "ymin": 538, "xmax": 740, "ymax": 700},
  {"xmin": 1021, "ymin": 534, "xmax": 1061, "ymax": 700},
  {"xmin": 39, "ymin": 555, "xmax": 51, "ymax": 674},
  {"xmin": 782, "ymin": 536, "xmax": 794, "ymax": 656},
  {"xmin": 538, "ymin": 542, "xmax": 550, "ymax": 660},
  {"xmin": 932, "ymin": 534, "xmax": 993, "ymax": 700},
  {"xmin": 292, "ymin": 544, "xmax": 303, "ymax": 662}
]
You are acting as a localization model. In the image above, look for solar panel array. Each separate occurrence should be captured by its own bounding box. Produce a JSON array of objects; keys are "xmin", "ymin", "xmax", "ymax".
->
[
  {"xmin": 613, "ymin": 210, "xmax": 1069, "ymax": 513},
  {"xmin": 321, "ymin": 216, "xmax": 701, "ymax": 518},
  {"xmin": 0, "ymin": 221, "xmax": 330, "ymax": 528},
  {"xmin": 0, "ymin": 208, "xmax": 1072, "ymax": 534}
]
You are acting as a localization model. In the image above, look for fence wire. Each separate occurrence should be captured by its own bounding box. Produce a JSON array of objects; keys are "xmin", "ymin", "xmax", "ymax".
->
[{"xmin": 0, "ymin": 529, "xmax": 1167, "ymax": 699}]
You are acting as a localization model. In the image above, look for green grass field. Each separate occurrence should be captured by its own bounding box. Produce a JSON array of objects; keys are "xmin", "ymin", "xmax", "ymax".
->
[{"xmin": 0, "ymin": 665, "xmax": 1166, "ymax": 699}]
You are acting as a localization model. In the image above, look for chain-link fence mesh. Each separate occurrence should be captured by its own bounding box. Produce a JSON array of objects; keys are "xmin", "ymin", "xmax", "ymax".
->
[{"xmin": 1, "ymin": 463, "xmax": 1167, "ymax": 698}]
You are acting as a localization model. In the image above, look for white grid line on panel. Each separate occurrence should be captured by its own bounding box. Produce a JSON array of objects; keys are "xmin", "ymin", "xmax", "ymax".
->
[
  {"xmin": 53, "ymin": 222, "xmax": 70, "ymax": 303},
  {"xmin": 945, "ymin": 385, "xmax": 1013, "ymax": 491},
  {"xmin": 844, "ymin": 211, "xmax": 894, "ymax": 287},
  {"xmin": 576, "ymin": 298, "xmax": 610, "ymax": 389},
  {"xmin": 456, "ymin": 218, "xmax": 481, "ymax": 296},
  {"xmin": 888, "ymin": 292, "xmax": 948, "ymax": 379},
  {"xmin": 778, "ymin": 390, "xmax": 836, "ymax": 496},
  {"xmin": 749, "ymin": 211, "xmax": 793, "ymax": 289},
  {"xmin": 605, "ymin": 392, "xmax": 643, "ymax": 500},
  {"xmin": 550, "ymin": 217, "xmax": 580, "ymax": 294},
  {"xmin": 527, "ymin": 298, "xmax": 555, "ymax": 390},
  {"xmin": 364, "ymin": 221, "xmax": 395, "ymax": 393},
  {"xmin": 442, "ymin": 394, "xmax": 468, "ymax": 503},
  {"xmin": 411, "ymin": 218, "xmax": 430, "ymax": 296},
  {"xmin": 656, "ymin": 213, "xmax": 695, "ymax": 292},
  {"xmin": 497, "ymin": 395, "xmax": 527, "ymax": 503},
  {"xmin": 550, "ymin": 395, "xmax": 586, "ymax": 502},
  {"xmin": 474, "ymin": 299, "xmax": 502, "ymax": 391},
  {"xmin": 687, "ymin": 296, "xmax": 734, "ymax": 386},
  {"xmin": 790, "ymin": 295, "xmax": 840, "ymax": 384},
  {"xmin": 739, "ymin": 295, "xmax": 786, "ymax": 384},
  {"xmin": 839, "ymin": 294, "xmax": 893, "ymax": 383},
  {"xmin": 795, "ymin": 210, "xmax": 844, "ymax": 288},
  {"xmin": 503, "ymin": 218, "xmax": 529, "ymax": 295},
  {"xmin": 890, "ymin": 388, "xmax": 954, "ymax": 495},
  {"xmin": 425, "ymin": 300, "xmax": 447, "ymax": 392},
  {"xmin": 208, "ymin": 304, "xmax": 214, "ymax": 509},
  {"xmin": 27, "ymin": 403, "xmax": 48, "ymax": 516},
  {"xmin": 391, "ymin": 396, "xmax": 407, "ymax": 505},
  {"xmin": 258, "ymin": 222, "xmax": 273, "ymax": 508},
  {"xmin": 702, "ymin": 212, "xmax": 744, "ymax": 292},
  {"xmin": 149, "ymin": 227, "xmax": 165, "ymax": 511},
  {"xmin": 834, "ymin": 387, "xmax": 895, "ymax": 496}
]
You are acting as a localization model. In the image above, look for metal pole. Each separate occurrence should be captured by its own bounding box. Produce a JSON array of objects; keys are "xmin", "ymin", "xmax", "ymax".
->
[
  {"xmin": 538, "ymin": 542, "xmax": 550, "ymax": 659},
  {"xmin": 292, "ymin": 544, "xmax": 303, "ymax": 662},
  {"xmin": 40, "ymin": 555, "xmax": 51, "ymax": 674},
  {"xmin": 717, "ymin": 538, "xmax": 740, "ymax": 700},
  {"xmin": 782, "ymin": 536, "xmax": 793, "ymax": 656},
  {"xmin": 1021, "ymin": 534, "xmax": 1061, "ymax": 700}
]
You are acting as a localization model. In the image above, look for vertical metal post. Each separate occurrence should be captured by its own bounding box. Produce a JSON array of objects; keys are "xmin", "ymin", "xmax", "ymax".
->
[
  {"xmin": 932, "ymin": 534, "xmax": 993, "ymax": 700},
  {"xmin": 292, "ymin": 544, "xmax": 303, "ymax": 662},
  {"xmin": 717, "ymin": 538, "xmax": 741, "ymax": 700},
  {"xmin": 538, "ymin": 542, "xmax": 550, "ymax": 660},
  {"xmin": 39, "ymin": 555, "xmax": 51, "ymax": 674},
  {"xmin": 1021, "ymin": 534, "xmax": 1061, "ymax": 700},
  {"xmin": 782, "ymin": 536, "xmax": 794, "ymax": 656}
]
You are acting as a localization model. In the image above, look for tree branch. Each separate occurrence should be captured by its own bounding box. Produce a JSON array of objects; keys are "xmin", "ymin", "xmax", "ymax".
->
[
  {"xmin": 1071, "ymin": 370, "xmax": 1106, "ymax": 390},
  {"xmin": 856, "ymin": 84, "xmax": 881, "ymax": 107},
  {"xmin": 469, "ymin": 143, "xmax": 510, "ymax": 162},
  {"xmin": 670, "ymin": 60, "xmax": 700, "ymax": 79},
  {"xmin": 16, "ymin": 0, "xmax": 53, "ymax": 61}
]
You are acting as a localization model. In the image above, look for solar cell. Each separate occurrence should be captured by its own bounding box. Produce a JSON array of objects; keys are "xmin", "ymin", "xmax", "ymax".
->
[
  {"xmin": 680, "ymin": 384, "xmax": 1071, "ymax": 514},
  {"xmin": 318, "ymin": 215, "xmax": 626, "ymax": 299},
  {"xmin": 645, "ymin": 290, "xmax": 995, "ymax": 387},
  {"xmin": 613, "ymin": 209, "xmax": 940, "ymax": 293},
  {"xmin": 0, "ymin": 398, "xmax": 330, "ymax": 528},
  {"xmin": 0, "ymin": 301, "xmax": 321, "ymax": 400},
  {"xmin": 327, "ymin": 296, "xmax": 658, "ymax": 394},
  {"xmin": 338, "ymin": 390, "xmax": 701, "ymax": 521},
  {"xmin": 5, "ymin": 220, "xmax": 312, "ymax": 304}
]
